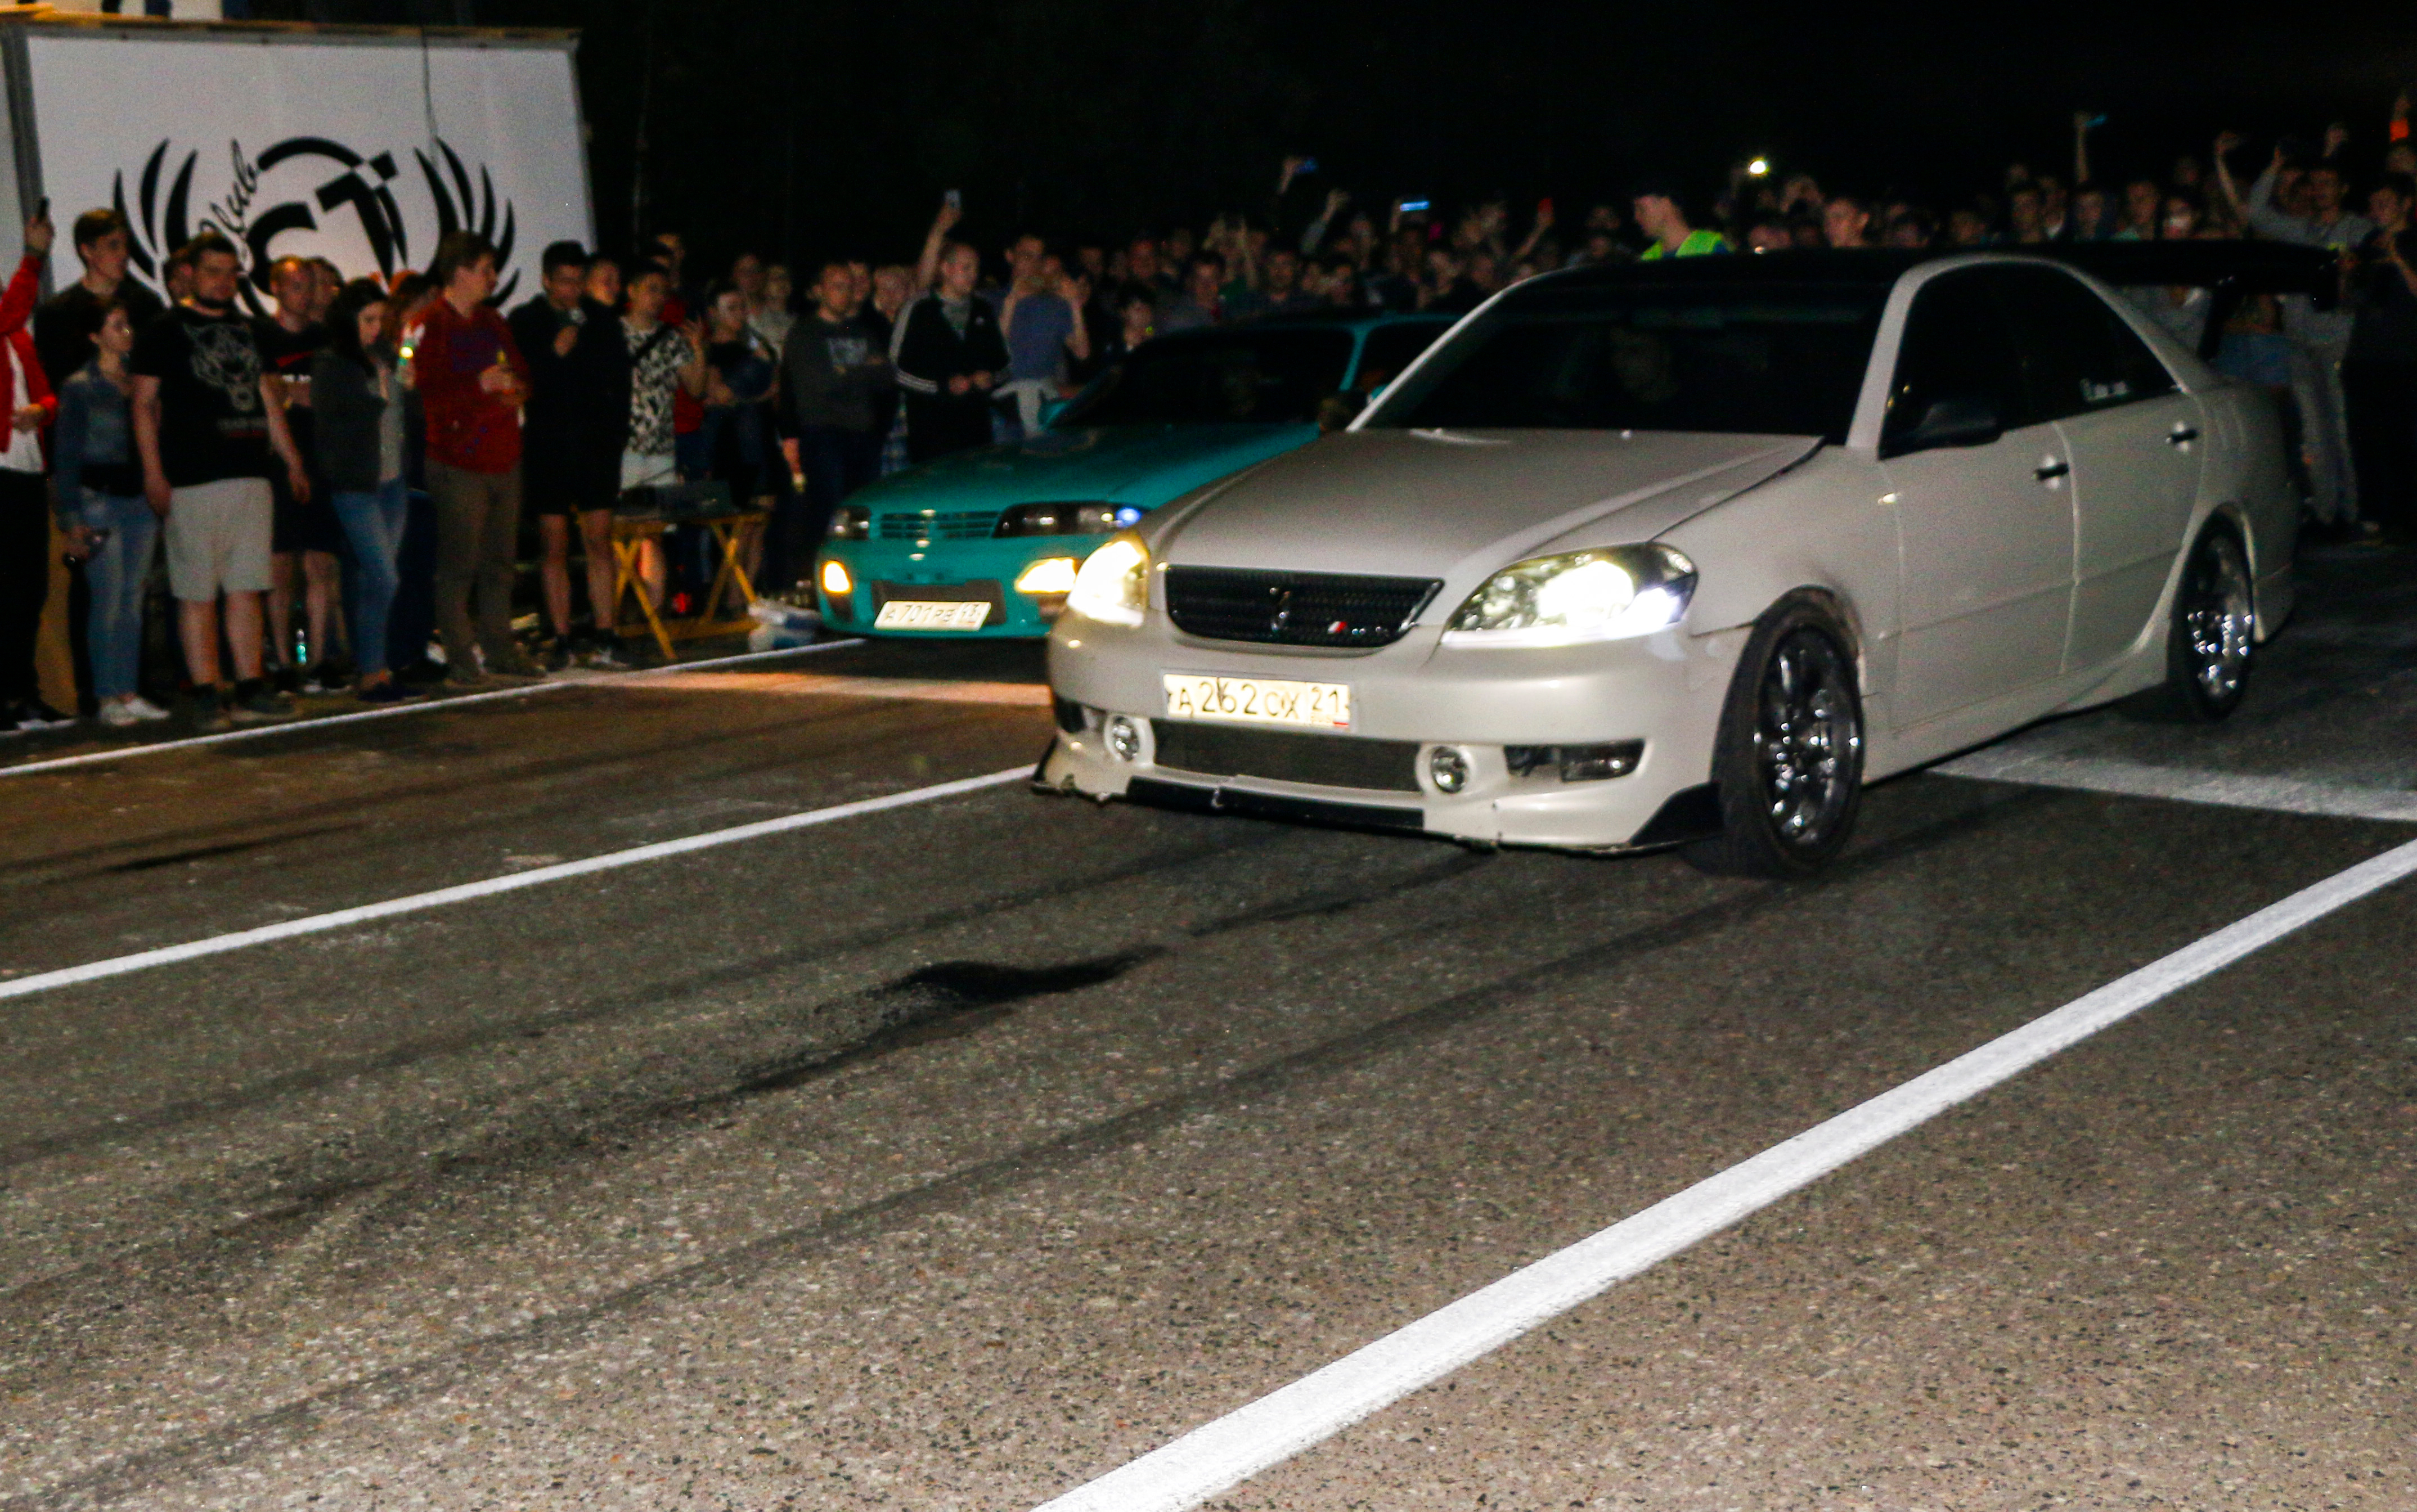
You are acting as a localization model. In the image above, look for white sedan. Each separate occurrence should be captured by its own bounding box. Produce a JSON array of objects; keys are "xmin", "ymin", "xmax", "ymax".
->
[{"xmin": 1036, "ymin": 246, "xmax": 2328, "ymax": 875}]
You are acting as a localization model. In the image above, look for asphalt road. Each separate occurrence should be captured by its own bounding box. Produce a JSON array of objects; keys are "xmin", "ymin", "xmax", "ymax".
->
[{"xmin": 2, "ymin": 547, "xmax": 2412, "ymax": 1511}]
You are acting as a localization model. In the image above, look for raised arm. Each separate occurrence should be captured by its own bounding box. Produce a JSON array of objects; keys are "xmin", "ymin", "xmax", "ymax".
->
[
  {"xmin": 1301, "ymin": 188, "xmax": 1349, "ymax": 256},
  {"xmin": 0, "ymin": 211, "xmax": 52, "ymax": 338},
  {"xmin": 1059, "ymin": 272, "xmax": 1093, "ymax": 366},
  {"xmin": 913, "ymin": 199, "xmax": 962, "ymax": 296},
  {"xmin": 2209, "ymin": 132, "xmax": 2250, "ymax": 222},
  {"xmin": 1512, "ymin": 200, "xmax": 1556, "ymax": 262}
]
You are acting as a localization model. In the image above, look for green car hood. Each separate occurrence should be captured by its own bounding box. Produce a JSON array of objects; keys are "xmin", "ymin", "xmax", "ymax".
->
[{"xmin": 853, "ymin": 424, "xmax": 1314, "ymax": 516}]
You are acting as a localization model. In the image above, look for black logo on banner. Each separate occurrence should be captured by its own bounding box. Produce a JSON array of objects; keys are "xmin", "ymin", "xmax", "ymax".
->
[{"xmin": 111, "ymin": 135, "xmax": 520, "ymax": 312}]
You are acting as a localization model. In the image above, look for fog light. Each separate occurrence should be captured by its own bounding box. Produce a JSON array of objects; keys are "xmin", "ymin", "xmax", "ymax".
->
[
  {"xmin": 820, "ymin": 559, "xmax": 853, "ymax": 596},
  {"xmin": 1104, "ymin": 715, "xmax": 1142, "ymax": 762},
  {"xmin": 1014, "ymin": 556, "xmax": 1080, "ymax": 595},
  {"xmin": 1560, "ymin": 740, "xmax": 1643, "ymax": 782},
  {"xmin": 1427, "ymin": 745, "xmax": 1471, "ymax": 794}
]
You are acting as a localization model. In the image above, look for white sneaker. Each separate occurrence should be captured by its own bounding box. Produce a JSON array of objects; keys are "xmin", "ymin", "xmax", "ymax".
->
[
  {"xmin": 125, "ymin": 696, "xmax": 172, "ymax": 722},
  {"xmin": 99, "ymin": 700, "xmax": 142, "ymax": 728}
]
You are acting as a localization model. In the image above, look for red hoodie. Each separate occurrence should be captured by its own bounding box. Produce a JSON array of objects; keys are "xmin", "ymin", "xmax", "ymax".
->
[
  {"xmin": 416, "ymin": 295, "xmax": 527, "ymax": 474},
  {"xmin": 0, "ymin": 253, "xmax": 57, "ymax": 463}
]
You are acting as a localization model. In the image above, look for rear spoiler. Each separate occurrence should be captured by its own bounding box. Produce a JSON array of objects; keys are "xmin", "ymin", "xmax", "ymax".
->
[{"xmin": 2039, "ymin": 240, "xmax": 2341, "ymax": 362}]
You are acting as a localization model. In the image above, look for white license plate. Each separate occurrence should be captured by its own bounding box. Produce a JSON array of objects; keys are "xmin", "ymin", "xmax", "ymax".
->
[
  {"xmin": 1162, "ymin": 673, "xmax": 1351, "ymax": 730},
  {"xmin": 875, "ymin": 599, "xmax": 991, "ymax": 631}
]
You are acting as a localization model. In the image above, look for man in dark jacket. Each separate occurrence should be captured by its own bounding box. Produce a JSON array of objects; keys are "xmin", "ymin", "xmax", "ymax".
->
[
  {"xmin": 780, "ymin": 260, "xmax": 894, "ymax": 555},
  {"xmin": 35, "ymin": 208, "xmax": 165, "ymax": 389},
  {"xmin": 892, "ymin": 241, "xmax": 1007, "ymax": 462},
  {"xmin": 508, "ymin": 241, "xmax": 631, "ymax": 665}
]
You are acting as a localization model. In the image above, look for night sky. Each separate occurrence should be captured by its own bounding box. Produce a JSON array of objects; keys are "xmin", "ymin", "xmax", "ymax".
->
[{"xmin": 474, "ymin": 1, "xmax": 2415, "ymax": 272}]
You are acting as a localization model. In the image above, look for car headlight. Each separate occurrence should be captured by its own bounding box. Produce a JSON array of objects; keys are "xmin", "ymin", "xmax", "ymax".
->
[
  {"xmin": 820, "ymin": 558, "xmax": 853, "ymax": 596},
  {"xmin": 1066, "ymin": 532, "xmax": 1149, "ymax": 626},
  {"xmin": 1442, "ymin": 544, "xmax": 1697, "ymax": 646},
  {"xmin": 994, "ymin": 502, "xmax": 1145, "ymax": 537},
  {"xmin": 1013, "ymin": 556, "xmax": 1081, "ymax": 595},
  {"xmin": 828, "ymin": 505, "xmax": 869, "ymax": 541}
]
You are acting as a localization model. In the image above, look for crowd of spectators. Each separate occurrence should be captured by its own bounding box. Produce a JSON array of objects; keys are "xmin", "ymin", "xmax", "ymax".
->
[{"xmin": 6, "ymin": 99, "xmax": 2417, "ymax": 736}]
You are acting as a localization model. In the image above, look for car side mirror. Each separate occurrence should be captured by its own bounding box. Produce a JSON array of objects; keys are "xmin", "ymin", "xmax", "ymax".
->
[
  {"xmin": 1037, "ymin": 396, "xmax": 1071, "ymax": 429},
  {"xmin": 1885, "ymin": 397, "xmax": 2003, "ymax": 457}
]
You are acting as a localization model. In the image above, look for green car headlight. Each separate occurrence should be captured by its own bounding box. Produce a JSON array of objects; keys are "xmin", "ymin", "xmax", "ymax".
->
[
  {"xmin": 1443, "ymin": 544, "xmax": 1697, "ymax": 647},
  {"xmin": 994, "ymin": 502, "xmax": 1143, "ymax": 537}
]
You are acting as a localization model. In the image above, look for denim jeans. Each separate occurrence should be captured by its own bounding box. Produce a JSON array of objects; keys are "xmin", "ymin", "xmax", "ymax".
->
[
  {"xmin": 77, "ymin": 490, "xmax": 159, "ymax": 701},
  {"xmin": 329, "ymin": 479, "xmax": 410, "ymax": 677}
]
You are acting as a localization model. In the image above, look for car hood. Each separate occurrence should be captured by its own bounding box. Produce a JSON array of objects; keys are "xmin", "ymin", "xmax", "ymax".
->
[
  {"xmin": 1151, "ymin": 428, "xmax": 1821, "ymax": 583},
  {"xmin": 855, "ymin": 424, "xmax": 1313, "ymax": 512}
]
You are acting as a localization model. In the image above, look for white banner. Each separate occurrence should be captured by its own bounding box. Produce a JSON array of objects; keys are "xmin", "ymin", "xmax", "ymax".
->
[{"xmin": 21, "ymin": 30, "xmax": 591, "ymax": 312}]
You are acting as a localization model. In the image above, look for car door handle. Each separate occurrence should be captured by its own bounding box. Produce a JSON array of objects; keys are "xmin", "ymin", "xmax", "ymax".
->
[
  {"xmin": 2167, "ymin": 426, "xmax": 2200, "ymax": 446},
  {"xmin": 2035, "ymin": 460, "xmax": 2070, "ymax": 480}
]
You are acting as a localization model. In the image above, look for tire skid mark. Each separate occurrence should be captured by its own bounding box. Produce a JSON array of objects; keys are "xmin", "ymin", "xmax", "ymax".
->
[{"xmin": 4, "ymin": 785, "xmax": 2055, "ymax": 1511}]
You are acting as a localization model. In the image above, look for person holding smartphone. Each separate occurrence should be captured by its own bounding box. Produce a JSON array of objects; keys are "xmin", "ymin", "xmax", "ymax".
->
[
  {"xmin": 415, "ymin": 230, "xmax": 538, "ymax": 684},
  {"xmin": 54, "ymin": 296, "xmax": 166, "ymax": 726},
  {"xmin": 891, "ymin": 240, "xmax": 1006, "ymax": 463}
]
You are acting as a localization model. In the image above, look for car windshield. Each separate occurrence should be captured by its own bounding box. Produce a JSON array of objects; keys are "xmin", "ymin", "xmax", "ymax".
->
[
  {"xmin": 1058, "ymin": 328, "xmax": 1356, "ymax": 426},
  {"xmin": 1366, "ymin": 281, "xmax": 1889, "ymax": 442}
]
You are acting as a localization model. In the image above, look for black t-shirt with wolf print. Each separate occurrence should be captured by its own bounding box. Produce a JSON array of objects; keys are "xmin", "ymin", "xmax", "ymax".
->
[{"xmin": 131, "ymin": 303, "xmax": 272, "ymax": 485}]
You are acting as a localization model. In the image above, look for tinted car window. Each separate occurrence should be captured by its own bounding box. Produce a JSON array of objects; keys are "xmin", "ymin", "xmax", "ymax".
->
[
  {"xmin": 1350, "ymin": 322, "xmax": 1450, "ymax": 393},
  {"xmin": 1368, "ymin": 282, "xmax": 1887, "ymax": 442},
  {"xmin": 1884, "ymin": 269, "xmax": 2029, "ymax": 441},
  {"xmin": 1999, "ymin": 266, "xmax": 2179, "ymax": 421},
  {"xmin": 1057, "ymin": 329, "xmax": 1356, "ymax": 426}
]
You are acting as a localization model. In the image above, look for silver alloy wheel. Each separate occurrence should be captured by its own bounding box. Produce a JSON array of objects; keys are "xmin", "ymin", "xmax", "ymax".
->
[
  {"xmin": 1751, "ymin": 629, "xmax": 1861, "ymax": 848},
  {"xmin": 2181, "ymin": 530, "xmax": 2254, "ymax": 704}
]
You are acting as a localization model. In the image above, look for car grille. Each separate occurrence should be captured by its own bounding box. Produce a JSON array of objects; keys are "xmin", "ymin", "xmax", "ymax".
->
[
  {"xmin": 1151, "ymin": 720, "xmax": 1421, "ymax": 793},
  {"xmin": 877, "ymin": 509, "xmax": 999, "ymax": 541},
  {"xmin": 1163, "ymin": 567, "xmax": 1442, "ymax": 648}
]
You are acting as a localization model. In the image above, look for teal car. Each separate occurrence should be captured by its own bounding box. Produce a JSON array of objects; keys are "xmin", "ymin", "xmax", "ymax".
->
[{"xmin": 815, "ymin": 310, "xmax": 1452, "ymax": 638}]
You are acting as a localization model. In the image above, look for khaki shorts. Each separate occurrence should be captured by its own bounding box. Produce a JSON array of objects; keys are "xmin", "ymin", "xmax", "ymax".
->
[{"xmin": 164, "ymin": 476, "xmax": 274, "ymax": 601}]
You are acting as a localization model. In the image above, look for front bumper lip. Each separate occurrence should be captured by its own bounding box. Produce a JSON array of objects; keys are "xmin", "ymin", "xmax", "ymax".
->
[{"xmin": 1038, "ymin": 610, "xmax": 1747, "ymax": 849}]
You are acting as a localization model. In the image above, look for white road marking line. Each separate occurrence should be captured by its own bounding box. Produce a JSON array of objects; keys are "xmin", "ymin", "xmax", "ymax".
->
[
  {"xmin": 0, "ymin": 766, "xmax": 1028, "ymax": 1002},
  {"xmin": 1935, "ymin": 746, "xmax": 2417, "ymax": 824},
  {"xmin": 0, "ymin": 640, "xmax": 869, "ymax": 780},
  {"xmin": 1034, "ymin": 833, "xmax": 2417, "ymax": 1512},
  {"xmin": 643, "ymin": 672, "xmax": 1053, "ymax": 706}
]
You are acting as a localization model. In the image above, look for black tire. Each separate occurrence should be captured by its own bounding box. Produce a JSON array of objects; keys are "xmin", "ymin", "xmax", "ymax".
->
[
  {"xmin": 1683, "ymin": 600, "xmax": 1865, "ymax": 879},
  {"xmin": 2154, "ymin": 521, "xmax": 2255, "ymax": 723}
]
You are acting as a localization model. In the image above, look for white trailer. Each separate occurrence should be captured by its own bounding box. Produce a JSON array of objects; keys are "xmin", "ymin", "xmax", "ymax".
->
[{"xmin": 0, "ymin": 10, "xmax": 594, "ymax": 309}]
